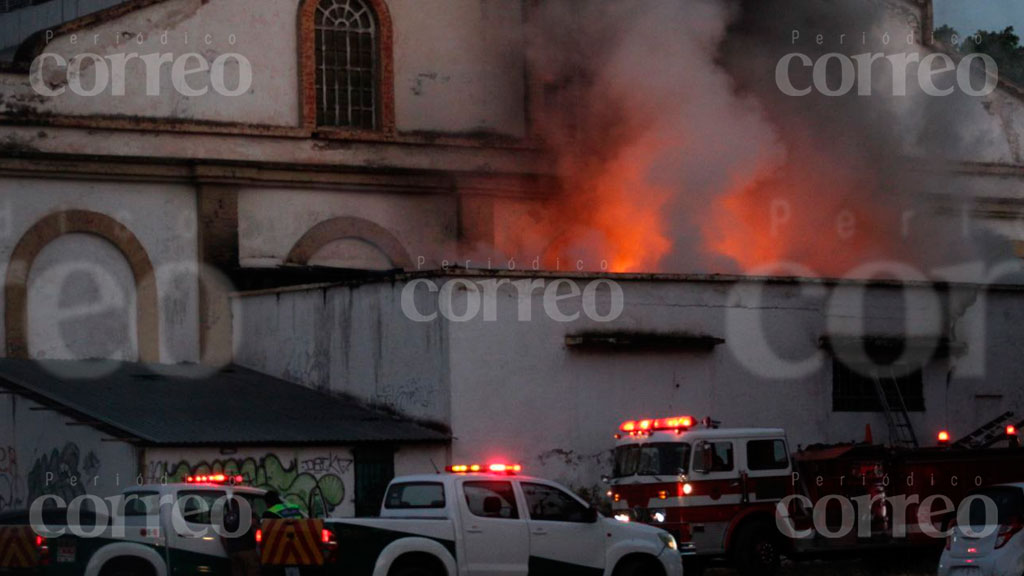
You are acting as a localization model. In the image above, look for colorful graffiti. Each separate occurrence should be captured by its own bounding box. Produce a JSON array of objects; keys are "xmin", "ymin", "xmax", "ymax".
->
[
  {"xmin": 148, "ymin": 453, "xmax": 351, "ymax": 517},
  {"xmin": 0, "ymin": 446, "xmax": 25, "ymax": 512},
  {"xmin": 26, "ymin": 443, "xmax": 100, "ymax": 504}
]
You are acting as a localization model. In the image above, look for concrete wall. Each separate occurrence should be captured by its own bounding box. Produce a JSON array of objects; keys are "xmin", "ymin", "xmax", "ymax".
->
[
  {"xmin": 232, "ymin": 281, "xmax": 450, "ymax": 424},
  {"xmin": 0, "ymin": 393, "xmax": 138, "ymax": 513},
  {"xmin": 232, "ymin": 272, "xmax": 1024, "ymax": 493},
  {"xmin": 144, "ymin": 445, "xmax": 357, "ymax": 517},
  {"xmin": 143, "ymin": 443, "xmax": 448, "ymax": 517}
]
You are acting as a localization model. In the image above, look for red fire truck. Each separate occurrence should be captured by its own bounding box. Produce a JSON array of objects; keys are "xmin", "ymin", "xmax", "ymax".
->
[{"xmin": 608, "ymin": 413, "xmax": 1024, "ymax": 575}]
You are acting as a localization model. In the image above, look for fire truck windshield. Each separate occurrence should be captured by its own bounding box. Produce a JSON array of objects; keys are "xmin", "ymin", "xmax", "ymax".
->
[{"xmin": 613, "ymin": 443, "xmax": 691, "ymax": 477}]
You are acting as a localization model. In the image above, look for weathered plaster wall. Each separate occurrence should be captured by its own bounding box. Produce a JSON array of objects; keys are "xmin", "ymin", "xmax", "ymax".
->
[
  {"xmin": 237, "ymin": 187, "xmax": 458, "ymax": 270},
  {"xmin": 0, "ymin": 177, "xmax": 200, "ymax": 363},
  {"xmin": 0, "ymin": 393, "xmax": 138, "ymax": 513},
  {"xmin": 232, "ymin": 281, "xmax": 450, "ymax": 425},
  {"xmin": 233, "ymin": 273, "xmax": 1024, "ymax": 492},
  {"xmin": 0, "ymin": 0, "xmax": 528, "ymax": 136}
]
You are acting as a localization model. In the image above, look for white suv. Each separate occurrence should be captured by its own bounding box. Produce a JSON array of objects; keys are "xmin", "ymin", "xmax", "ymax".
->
[{"xmin": 939, "ymin": 483, "xmax": 1024, "ymax": 576}]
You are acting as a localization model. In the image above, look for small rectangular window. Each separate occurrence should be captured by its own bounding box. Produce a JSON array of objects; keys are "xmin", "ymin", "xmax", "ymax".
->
[
  {"xmin": 384, "ymin": 482, "xmax": 445, "ymax": 510},
  {"xmin": 832, "ymin": 360, "xmax": 924, "ymax": 412},
  {"xmin": 747, "ymin": 440, "xmax": 789, "ymax": 471},
  {"xmin": 463, "ymin": 481, "xmax": 519, "ymax": 519}
]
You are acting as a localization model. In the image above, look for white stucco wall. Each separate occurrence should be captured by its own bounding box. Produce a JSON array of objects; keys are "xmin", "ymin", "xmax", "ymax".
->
[
  {"xmin": 237, "ymin": 187, "xmax": 457, "ymax": 269},
  {"xmin": 232, "ymin": 273, "xmax": 1024, "ymax": 492},
  {"xmin": 0, "ymin": 393, "xmax": 138, "ymax": 513},
  {"xmin": 0, "ymin": 177, "xmax": 200, "ymax": 363}
]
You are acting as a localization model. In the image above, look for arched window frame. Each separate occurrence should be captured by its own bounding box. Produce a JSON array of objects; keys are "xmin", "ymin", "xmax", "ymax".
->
[{"xmin": 298, "ymin": 0, "xmax": 395, "ymax": 135}]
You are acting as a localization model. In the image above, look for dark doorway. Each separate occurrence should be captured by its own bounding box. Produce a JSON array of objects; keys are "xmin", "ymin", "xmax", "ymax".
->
[{"xmin": 354, "ymin": 446, "xmax": 395, "ymax": 517}]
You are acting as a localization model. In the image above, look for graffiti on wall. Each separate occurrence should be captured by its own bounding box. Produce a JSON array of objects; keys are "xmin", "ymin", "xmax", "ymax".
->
[
  {"xmin": 147, "ymin": 453, "xmax": 352, "ymax": 517},
  {"xmin": 0, "ymin": 446, "xmax": 26, "ymax": 512},
  {"xmin": 27, "ymin": 443, "xmax": 101, "ymax": 504}
]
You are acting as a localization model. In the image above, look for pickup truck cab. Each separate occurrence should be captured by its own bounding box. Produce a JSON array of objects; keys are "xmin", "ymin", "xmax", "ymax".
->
[
  {"xmin": 324, "ymin": 466, "xmax": 683, "ymax": 576},
  {"xmin": 30, "ymin": 477, "xmax": 268, "ymax": 576}
]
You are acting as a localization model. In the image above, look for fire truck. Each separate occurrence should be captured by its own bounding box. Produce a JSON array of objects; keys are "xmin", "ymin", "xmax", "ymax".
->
[{"xmin": 608, "ymin": 413, "xmax": 1024, "ymax": 575}]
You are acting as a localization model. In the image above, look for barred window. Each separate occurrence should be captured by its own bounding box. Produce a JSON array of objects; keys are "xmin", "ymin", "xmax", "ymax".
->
[{"xmin": 315, "ymin": 0, "xmax": 378, "ymax": 129}]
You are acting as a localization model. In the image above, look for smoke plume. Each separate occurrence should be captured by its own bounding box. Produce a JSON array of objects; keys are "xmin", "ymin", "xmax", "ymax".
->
[{"xmin": 500, "ymin": 0, "xmax": 1020, "ymax": 280}]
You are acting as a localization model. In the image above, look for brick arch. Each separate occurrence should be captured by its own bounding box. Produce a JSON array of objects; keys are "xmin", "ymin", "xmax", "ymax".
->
[
  {"xmin": 286, "ymin": 216, "xmax": 411, "ymax": 269},
  {"xmin": 5, "ymin": 210, "xmax": 160, "ymax": 362},
  {"xmin": 297, "ymin": 0, "xmax": 396, "ymax": 133}
]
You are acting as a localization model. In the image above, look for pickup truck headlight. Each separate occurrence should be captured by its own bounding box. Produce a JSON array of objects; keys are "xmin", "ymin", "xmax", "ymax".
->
[{"xmin": 657, "ymin": 532, "xmax": 678, "ymax": 551}]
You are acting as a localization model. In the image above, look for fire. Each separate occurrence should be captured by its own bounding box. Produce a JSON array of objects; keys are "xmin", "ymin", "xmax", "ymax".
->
[
  {"xmin": 498, "ymin": 134, "xmax": 673, "ymax": 273},
  {"xmin": 549, "ymin": 138, "xmax": 672, "ymax": 273},
  {"xmin": 703, "ymin": 148, "xmax": 914, "ymax": 277}
]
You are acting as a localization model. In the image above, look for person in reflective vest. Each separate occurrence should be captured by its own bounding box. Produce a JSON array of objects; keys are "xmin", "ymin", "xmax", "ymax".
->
[{"xmin": 261, "ymin": 491, "xmax": 305, "ymax": 519}]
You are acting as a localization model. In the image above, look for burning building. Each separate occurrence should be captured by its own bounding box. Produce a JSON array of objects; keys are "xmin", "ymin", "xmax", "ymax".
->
[{"xmin": 0, "ymin": 0, "xmax": 1022, "ymax": 509}]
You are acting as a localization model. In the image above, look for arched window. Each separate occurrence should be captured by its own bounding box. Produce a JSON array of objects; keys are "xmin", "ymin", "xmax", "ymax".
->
[{"xmin": 315, "ymin": 0, "xmax": 378, "ymax": 129}]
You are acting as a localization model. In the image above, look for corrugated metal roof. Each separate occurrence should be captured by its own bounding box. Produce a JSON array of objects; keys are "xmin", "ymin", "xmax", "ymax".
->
[{"xmin": 0, "ymin": 359, "xmax": 449, "ymax": 446}]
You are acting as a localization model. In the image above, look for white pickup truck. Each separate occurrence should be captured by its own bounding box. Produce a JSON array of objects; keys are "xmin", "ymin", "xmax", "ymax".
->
[{"xmin": 317, "ymin": 465, "xmax": 683, "ymax": 576}]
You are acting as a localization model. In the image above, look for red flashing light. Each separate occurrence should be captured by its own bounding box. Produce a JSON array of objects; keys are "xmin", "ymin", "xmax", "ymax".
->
[
  {"xmin": 447, "ymin": 463, "xmax": 522, "ymax": 475},
  {"xmin": 255, "ymin": 529, "xmax": 262, "ymax": 544},
  {"xmin": 1008, "ymin": 425, "xmax": 1017, "ymax": 436},
  {"xmin": 620, "ymin": 416, "xmax": 695, "ymax": 434},
  {"xmin": 654, "ymin": 416, "xmax": 694, "ymax": 430},
  {"xmin": 322, "ymin": 529, "xmax": 331, "ymax": 544},
  {"xmin": 938, "ymin": 431, "xmax": 951, "ymax": 444},
  {"xmin": 35, "ymin": 535, "xmax": 45, "ymax": 547},
  {"xmin": 185, "ymin": 473, "xmax": 245, "ymax": 485}
]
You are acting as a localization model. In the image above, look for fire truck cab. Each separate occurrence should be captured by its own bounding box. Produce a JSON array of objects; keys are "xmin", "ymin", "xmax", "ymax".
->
[{"xmin": 610, "ymin": 417, "xmax": 791, "ymax": 575}]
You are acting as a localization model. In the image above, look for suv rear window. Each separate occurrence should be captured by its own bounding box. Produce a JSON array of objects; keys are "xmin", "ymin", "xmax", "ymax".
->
[
  {"xmin": 967, "ymin": 486, "xmax": 1024, "ymax": 526},
  {"xmin": 384, "ymin": 482, "xmax": 445, "ymax": 510}
]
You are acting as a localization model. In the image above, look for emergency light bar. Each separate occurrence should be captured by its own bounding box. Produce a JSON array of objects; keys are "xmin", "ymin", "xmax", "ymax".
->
[
  {"xmin": 186, "ymin": 473, "xmax": 245, "ymax": 484},
  {"xmin": 619, "ymin": 416, "xmax": 694, "ymax": 433},
  {"xmin": 446, "ymin": 463, "xmax": 522, "ymax": 474}
]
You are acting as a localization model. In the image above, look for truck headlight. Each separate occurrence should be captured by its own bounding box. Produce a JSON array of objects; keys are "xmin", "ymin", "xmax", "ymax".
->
[{"xmin": 657, "ymin": 532, "xmax": 678, "ymax": 551}]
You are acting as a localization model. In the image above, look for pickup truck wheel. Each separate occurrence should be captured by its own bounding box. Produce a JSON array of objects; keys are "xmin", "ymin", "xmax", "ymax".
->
[
  {"xmin": 99, "ymin": 557, "xmax": 157, "ymax": 576},
  {"xmin": 612, "ymin": 555, "xmax": 664, "ymax": 576},
  {"xmin": 682, "ymin": 557, "xmax": 705, "ymax": 576},
  {"xmin": 733, "ymin": 521, "xmax": 781, "ymax": 576},
  {"xmin": 388, "ymin": 553, "xmax": 444, "ymax": 576}
]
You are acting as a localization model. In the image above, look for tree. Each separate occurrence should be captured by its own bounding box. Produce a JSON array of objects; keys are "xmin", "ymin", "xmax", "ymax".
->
[{"xmin": 935, "ymin": 25, "xmax": 1024, "ymax": 86}]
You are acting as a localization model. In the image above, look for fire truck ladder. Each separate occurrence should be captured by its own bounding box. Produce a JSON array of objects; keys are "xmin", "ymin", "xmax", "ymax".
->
[
  {"xmin": 872, "ymin": 370, "xmax": 919, "ymax": 448},
  {"xmin": 952, "ymin": 411, "xmax": 1018, "ymax": 449}
]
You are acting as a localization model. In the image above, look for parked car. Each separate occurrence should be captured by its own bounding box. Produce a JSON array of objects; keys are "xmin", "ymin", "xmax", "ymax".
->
[{"xmin": 939, "ymin": 483, "xmax": 1024, "ymax": 576}]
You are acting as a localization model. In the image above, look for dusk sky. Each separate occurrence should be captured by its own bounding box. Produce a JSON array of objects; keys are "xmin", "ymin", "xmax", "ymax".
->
[{"xmin": 934, "ymin": 0, "xmax": 1024, "ymax": 34}]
